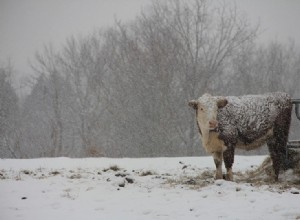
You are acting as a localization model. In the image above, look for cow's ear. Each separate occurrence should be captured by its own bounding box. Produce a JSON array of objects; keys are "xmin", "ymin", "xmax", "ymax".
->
[
  {"xmin": 217, "ymin": 98, "xmax": 228, "ymax": 109},
  {"xmin": 188, "ymin": 100, "xmax": 198, "ymax": 110}
]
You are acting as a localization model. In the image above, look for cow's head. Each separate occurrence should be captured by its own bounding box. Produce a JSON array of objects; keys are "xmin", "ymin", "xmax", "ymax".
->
[{"xmin": 189, "ymin": 93, "xmax": 228, "ymax": 134}]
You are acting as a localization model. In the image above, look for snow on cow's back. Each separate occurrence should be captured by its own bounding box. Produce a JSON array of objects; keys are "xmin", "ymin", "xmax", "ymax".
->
[
  {"xmin": 218, "ymin": 92, "xmax": 291, "ymax": 128},
  {"xmin": 217, "ymin": 92, "xmax": 292, "ymax": 146},
  {"xmin": 224, "ymin": 92, "xmax": 290, "ymax": 110}
]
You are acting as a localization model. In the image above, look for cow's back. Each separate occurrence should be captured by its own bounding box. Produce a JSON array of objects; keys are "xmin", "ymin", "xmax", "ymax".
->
[{"xmin": 217, "ymin": 92, "xmax": 291, "ymax": 147}]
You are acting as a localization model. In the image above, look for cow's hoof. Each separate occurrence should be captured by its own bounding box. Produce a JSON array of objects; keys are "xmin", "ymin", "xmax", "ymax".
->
[
  {"xmin": 215, "ymin": 170, "xmax": 224, "ymax": 180},
  {"xmin": 215, "ymin": 173, "xmax": 223, "ymax": 180},
  {"xmin": 224, "ymin": 174, "xmax": 233, "ymax": 181}
]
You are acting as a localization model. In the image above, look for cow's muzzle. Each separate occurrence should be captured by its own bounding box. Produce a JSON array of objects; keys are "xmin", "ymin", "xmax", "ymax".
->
[{"xmin": 209, "ymin": 120, "xmax": 219, "ymax": 132}]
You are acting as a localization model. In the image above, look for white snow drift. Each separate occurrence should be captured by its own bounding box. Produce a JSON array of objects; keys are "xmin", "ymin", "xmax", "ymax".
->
[{"xmin": 0, "ymin": 156, "xmax": 300, "ymax": 220}]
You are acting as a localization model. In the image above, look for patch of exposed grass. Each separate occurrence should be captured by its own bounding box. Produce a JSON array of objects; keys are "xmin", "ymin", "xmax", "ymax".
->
[
  {"xmin": 235, "ymin": 156, "xmax": 300, "ymax": 190},
  {"xmin": 0, "ymin": 171, "xmax": 6, "ymax": 180},
  {"xmin": 50, "ymin": 171, "xmax": 60, "ymax": 176},
  {"xmin": 166, "ymin": 170, "xmax": 215, "ymax": 189},
  {"xmin": 140, "ymin": 170, "xmax": 156, "ymax": 176},
  {"xmin": 166, "ymin": 156, "xmax": 300, "ymax": 191},
  {"xmin": 21, "ymin": 170, "xmax": 33, "ymax": 175},
  {"xmin": 103, "ymin": 165, "xmax": 121, "ymax": 172},
  {"xmin": 68, "ymin": 174, "xmax": 82, "ymax": 179}
]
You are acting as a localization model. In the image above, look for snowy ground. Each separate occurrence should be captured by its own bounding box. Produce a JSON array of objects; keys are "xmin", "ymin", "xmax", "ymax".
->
[{"xmin": 1, "ymin": 156, "xmax": 300, "ymax": 220}]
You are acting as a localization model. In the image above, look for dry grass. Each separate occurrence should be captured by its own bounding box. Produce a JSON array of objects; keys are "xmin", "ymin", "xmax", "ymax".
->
[
  {"xmin": 166, "ymin": 170, "xmax": 215, "ymax": 190},
  {"xmin": 140, "ymin": 170, "xmax": 157, "ymax": 176},
  {"xmin": 0, "ymin": 171, "xmax": 6, "ymax": 180},
  {"xmin": 166, "ymin": 155, "xmax": 300, "ymax": 191},
  {"xmin": 236, "ymin": 156, "xmax": 300, "ymax": 190},
  {"xmin": 103, "ymin": 165, "xmax": 121, "ymax": 172}
]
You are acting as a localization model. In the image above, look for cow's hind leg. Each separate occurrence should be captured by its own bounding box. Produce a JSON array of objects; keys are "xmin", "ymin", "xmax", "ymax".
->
[
  {"xmin": 268, "ymin": 104, "xmax": 292, "ymax": 181},
  {"xmin": 213, "ymin": 152, "xmax": 223, "ymax": 179},
  {"xmin": 267, "ymin": 127, "xmax": 290, "ymax": 181},
  {"xmin": 267, "ymin": 137, "xmax": 281, "ymax": 181},
  {"xmin": 223, "ymin": 146, "xmax": 235, "ymax": 181}
]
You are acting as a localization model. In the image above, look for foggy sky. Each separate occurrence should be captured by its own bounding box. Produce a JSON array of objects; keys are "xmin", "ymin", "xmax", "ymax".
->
[
  {"xmin": 0, "ymin": 0, "xmax": 148, "ymax": 81},
  {"xmin": 1, "ymin": 0, "xmax": 300, "ymax": 83}
]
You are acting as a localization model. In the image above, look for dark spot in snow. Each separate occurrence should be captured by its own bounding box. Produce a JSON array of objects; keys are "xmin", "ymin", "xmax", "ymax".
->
[
  {"xmin": 0, "ymin": 172, "xmax": 5, "ymax": 179},
  {"xmin": 140, "ymin": 171, "xmax": 155, "ymax": 176},
  {"xmin": 118, "ymin": 182, "xmax": 125, "ymax": 187},
  {"xmin": 125, "ymin": 177, "xmax": 134, "ymax": 184},
  {"xmin": 22, "ymin": 170, "xmax": 31, "ymax": 175},
  {"xmin": 236, "ymin": 187, "xmax": 242, "ymax": 192},
  {"xmin": 115, "ymin": 173, "xmax": 127, "ymax": 177},
  {"xmin": 185, "ymin": 179, "xmax": 196, "ymax": 185},
  {"xmin": 50, "ymin": 171, "xmax": 60, "ymax": 175},
  {"xmin": 21, "ymin": 197, "xmax": 27, "ymax": 200},
  {"xmin": 69, "ymin": 174, "xmax": 81, "ymax": 179},
  {"xmin": 109, "ymin": 165, "xmax": 120, "ymax": 172}
]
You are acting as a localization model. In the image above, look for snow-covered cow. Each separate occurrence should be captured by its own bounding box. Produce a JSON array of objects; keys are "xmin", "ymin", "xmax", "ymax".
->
[{"xmin": 189, "ymin": 92, "xmax": 292, "ymax": 181}]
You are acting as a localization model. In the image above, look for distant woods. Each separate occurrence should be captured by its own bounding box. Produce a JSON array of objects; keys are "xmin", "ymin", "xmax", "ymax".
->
[{"xmin": 1, "ymin": 0, "xmax": 300, "ymax": 158}]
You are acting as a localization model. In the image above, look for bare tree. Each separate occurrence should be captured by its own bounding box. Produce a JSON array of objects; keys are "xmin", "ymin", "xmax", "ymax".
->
[
  {"xmin": 13, "ymin": 0, "xmax": 300, "ymax": 158},
  {"xmin": 125, "ymin": 0, "xmax": 259, "ymax": 155},
  {"xmin": 21, "ymin": 45, "xmax": 77, "ymax": 157},
  {"xmin": 0, "ymin": 64, "xmax": 20, "ymax": 158},
  {"xmin": 57, "ymin": 33, "xmax": 109, "ymax": 156},
  {"xmin": 86, "ymin": 0, "xmax": 259, "ymax": 156}
]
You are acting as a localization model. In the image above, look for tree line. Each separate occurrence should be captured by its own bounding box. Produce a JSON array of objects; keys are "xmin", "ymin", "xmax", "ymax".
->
[{"xmin": 1, "ymin": 0, "xmax": 299, "ymax": 158}]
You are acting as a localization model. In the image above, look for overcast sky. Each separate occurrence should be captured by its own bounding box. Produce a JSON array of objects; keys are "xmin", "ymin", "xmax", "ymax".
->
[{"xmin": 1, "ymin": 0, "xmax": 300, "ymax": 83}]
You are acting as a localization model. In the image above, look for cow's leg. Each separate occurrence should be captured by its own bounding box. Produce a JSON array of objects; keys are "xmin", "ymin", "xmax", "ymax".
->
[
  {"xmin": 267, "ymin": 124, "xmax": 290, "ymax": 181},
  {"xmin": 267, "ymin": 137, "xmax": 280, "ymax": 181},
  {"xmin": 223, "ymin": 146, "xmax": 235, "ymax": 181},
  {"xmin": 213, "ymin": 152, "xmax": 223, "ymax": 179},
  {"xmin": 267, "ymin": 127, "xmax": 289, "ymax": 181},
  {"xmin": 268, "ymin": 108, "xmax": 292, "ymax": 181}
]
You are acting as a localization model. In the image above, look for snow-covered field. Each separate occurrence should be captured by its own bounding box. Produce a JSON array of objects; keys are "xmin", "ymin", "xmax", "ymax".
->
[{"xmin": 1, "ymin": 156, "xmax": 300, "ymax": 220}]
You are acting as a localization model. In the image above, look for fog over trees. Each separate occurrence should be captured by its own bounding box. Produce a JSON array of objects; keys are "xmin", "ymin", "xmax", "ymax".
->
[{"xmin": 1, "ymin": 0, "xmax": 300, "ymax": 158}]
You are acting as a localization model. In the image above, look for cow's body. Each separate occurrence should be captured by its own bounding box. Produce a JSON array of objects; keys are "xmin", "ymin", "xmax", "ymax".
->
[{"xmin": 189, "ymin": 92, "xmax": 292, "ymax": 181}]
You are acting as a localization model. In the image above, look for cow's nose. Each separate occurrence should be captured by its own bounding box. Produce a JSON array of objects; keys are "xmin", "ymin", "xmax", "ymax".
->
[{"xmin": 209, "ymin": 120, "xmax": 218, "ymax": 129}]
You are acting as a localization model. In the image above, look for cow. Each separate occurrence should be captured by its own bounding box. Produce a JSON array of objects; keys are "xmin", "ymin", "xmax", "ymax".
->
[{"xmin": 189, "ymin": 92, "xmax": 292, "ymax": 181}]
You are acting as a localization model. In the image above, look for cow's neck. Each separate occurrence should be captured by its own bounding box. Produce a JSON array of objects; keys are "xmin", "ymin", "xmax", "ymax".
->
[{"xmin": 200, "ymin": 128, "xmax": 225, "ymax": 154}]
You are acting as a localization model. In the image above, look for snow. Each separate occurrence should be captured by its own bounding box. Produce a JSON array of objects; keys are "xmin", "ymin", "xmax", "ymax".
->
[{"xmin": 1, "ymin": 156, "xmax": 300, "ymax": 220}]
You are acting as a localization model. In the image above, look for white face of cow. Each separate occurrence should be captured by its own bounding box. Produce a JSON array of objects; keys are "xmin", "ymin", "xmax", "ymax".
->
[{"xmin": 189, "ymin": 94, "xmax": 228, "ymax": 134}]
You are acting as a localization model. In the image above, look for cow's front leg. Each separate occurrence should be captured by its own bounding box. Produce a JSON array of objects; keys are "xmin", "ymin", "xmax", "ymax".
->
[
  {"xmin": 223, "ymin": 145, "xmax": 235, "ymax": 181},
  {"xmin": 213, "ymin": 152, "xmax": 223, "ymax": 179}
]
